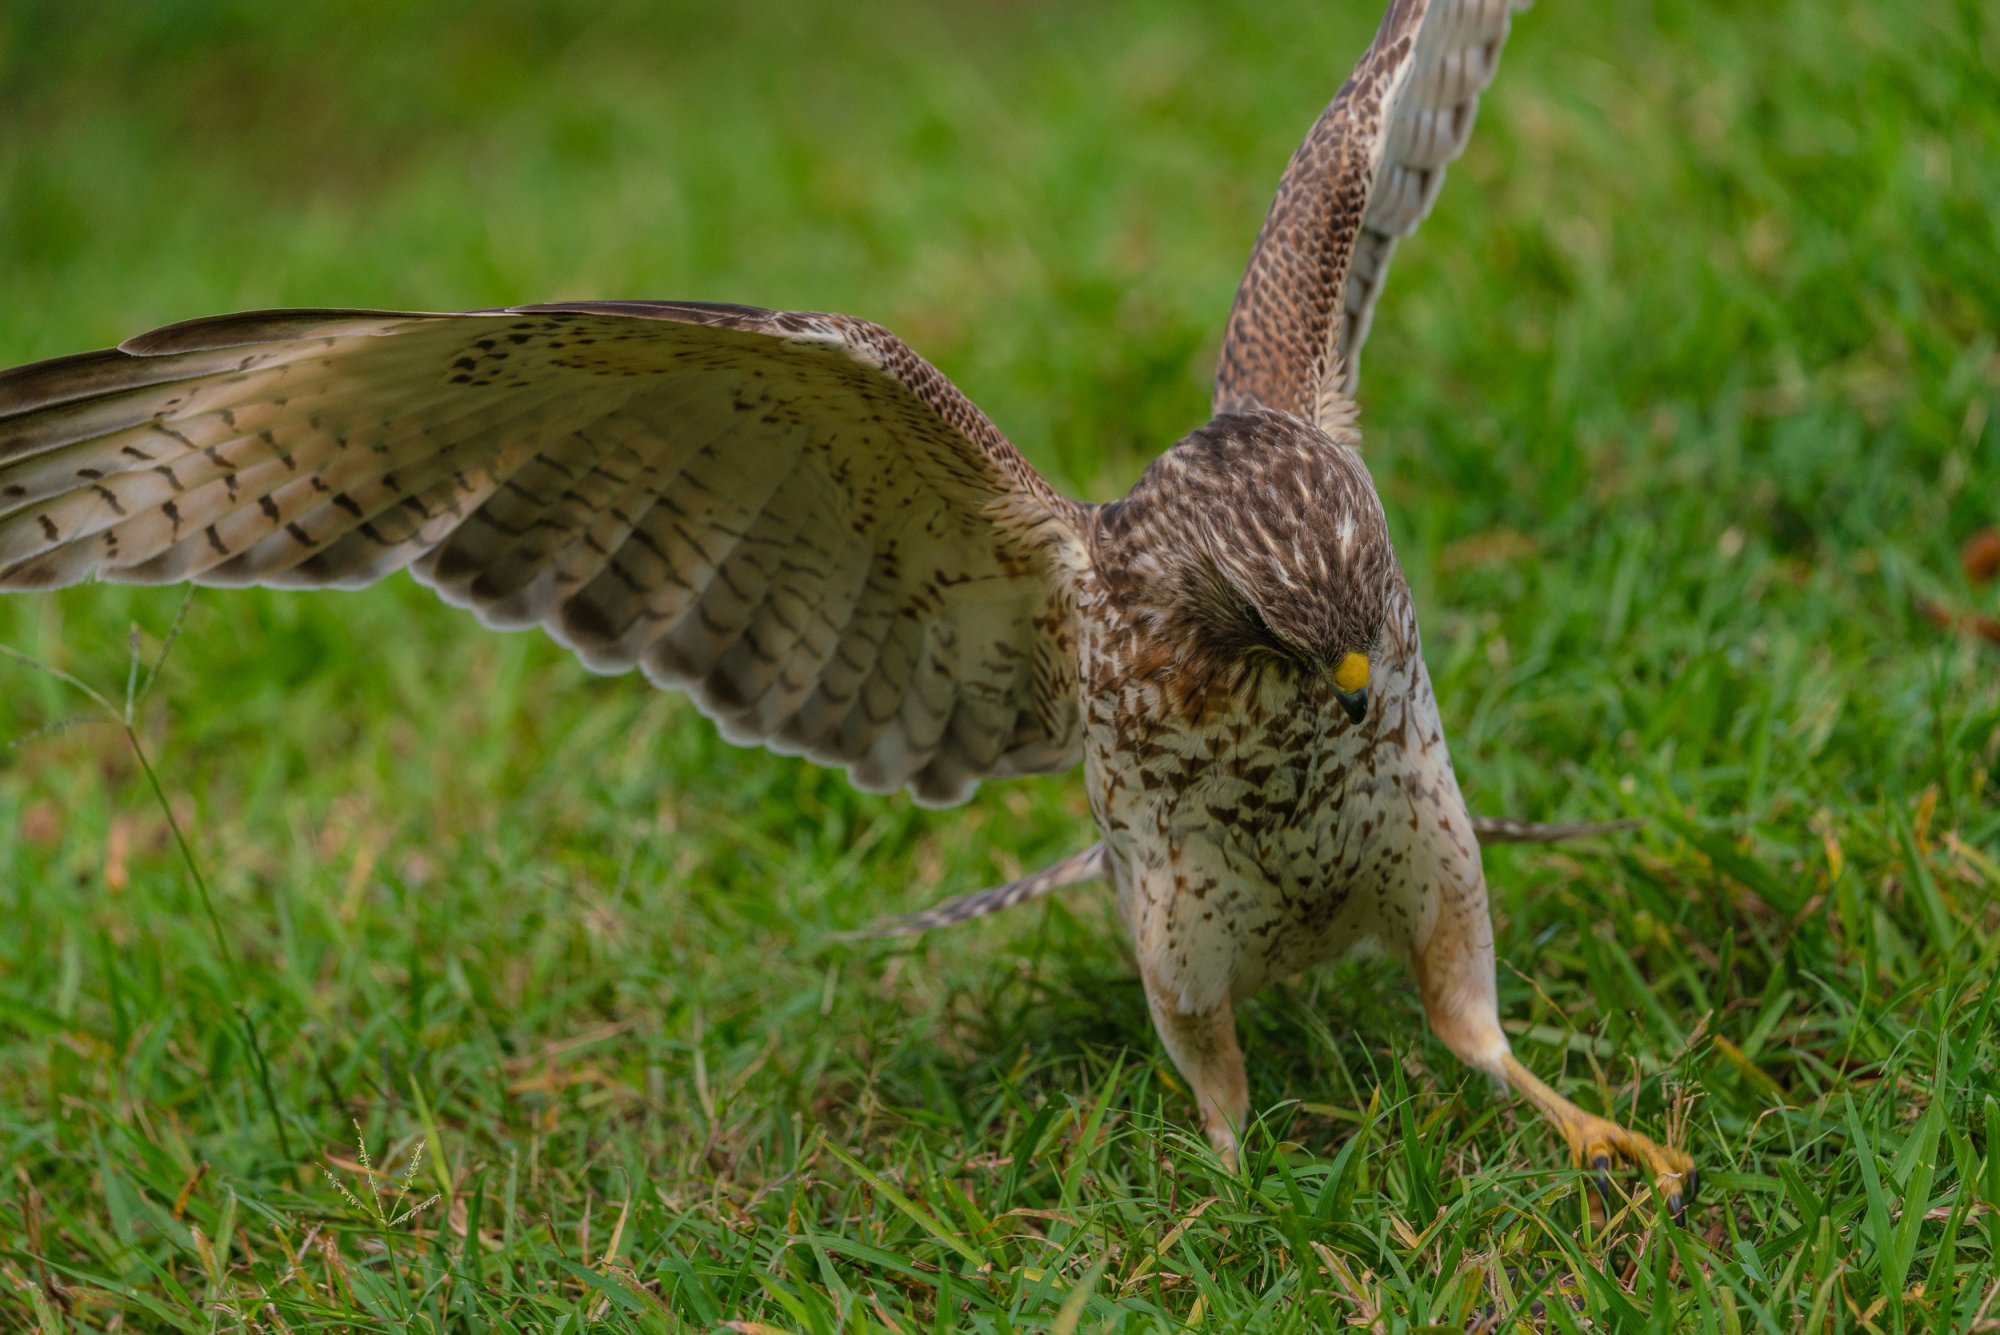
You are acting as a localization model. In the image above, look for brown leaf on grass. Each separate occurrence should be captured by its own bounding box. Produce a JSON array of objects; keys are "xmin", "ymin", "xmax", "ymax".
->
[
  {"xmin": 171, "ymin": 1162, "xmax": 208, "ymax": 1221},
  {"xmin": 1440, "ymin": 529, "xmax": 1539, "ymax": 573},
  {"xmin": 20, "ymin": 800, "xmax": 61, "ymax": 848},
  {"xmin": 504, "ymin": 1065, "xmax": 644, "ymax": 1102},
  {"xmin": 1917, "ymin": 598, "xmax": 2000, "ymax": 646},
  {"xmin": 1963, "ymin": 529, "xmax": 2000, "ymax": 584},
  {"xmin": 1914, "ymin": 785, "xmax": 1939, "ymax": 853},
  {"xmin": 104, "ymin": 816, "xmax": 133, "ymax": 891}
]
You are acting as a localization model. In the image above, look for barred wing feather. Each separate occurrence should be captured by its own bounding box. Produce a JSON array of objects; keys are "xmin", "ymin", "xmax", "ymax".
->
[{"xmin": 0, "ymin": 301, "xmax": 1089, "ymax": 806}]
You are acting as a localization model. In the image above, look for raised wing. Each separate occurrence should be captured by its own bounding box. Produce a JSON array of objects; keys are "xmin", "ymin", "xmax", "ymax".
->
[
  {"xmin": 1214, "ymin": 0, "xmax": 1528, "ymax": 424},
  {"xmin": 0, "ymin": 302, "xmax": 1089, "ymax": 805}
]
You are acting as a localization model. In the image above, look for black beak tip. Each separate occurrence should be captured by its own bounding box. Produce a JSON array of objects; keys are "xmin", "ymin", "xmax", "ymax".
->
[{"xmin": 1339, "ymin": 688, "xmax": 1369, "ymax": 725}]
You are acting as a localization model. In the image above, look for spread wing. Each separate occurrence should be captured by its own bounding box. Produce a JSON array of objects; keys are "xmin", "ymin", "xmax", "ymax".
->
[
  {"xmin": 1214, "ymin": 0, "xmax": 1528, "ymax": 425},
  {"xmin": 0, "ymin": 301, "xmax": 1089, "ymax": 806}
]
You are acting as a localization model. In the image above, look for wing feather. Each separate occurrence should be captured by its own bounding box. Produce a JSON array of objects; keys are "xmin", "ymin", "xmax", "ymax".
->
[
  {"xmin": 1338, "ymin": 0, "xmax": 1526, "ymax": 394},
  {"xmin": 1213, "ymin": 0, "xmax": 1527, "ymax": 422},
  {"xmin": 0, "ymin": 302, "xmax": 1087, "ymax": 805}
]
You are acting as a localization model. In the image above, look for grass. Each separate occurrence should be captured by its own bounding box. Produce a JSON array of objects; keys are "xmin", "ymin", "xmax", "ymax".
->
[{"xmin": 1, "ymin": 0, "xmax": 1997, "ymax": 1328}]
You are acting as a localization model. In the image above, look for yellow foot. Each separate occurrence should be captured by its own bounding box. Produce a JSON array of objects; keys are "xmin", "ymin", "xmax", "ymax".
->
[
  {"xmin": 1501, "ymin": 1055, "xmax": 1698, "ymax": 1224},
  {"xmin": 1560, "ymin": 1108, "xmax": 1698, "ymax": 1224}
]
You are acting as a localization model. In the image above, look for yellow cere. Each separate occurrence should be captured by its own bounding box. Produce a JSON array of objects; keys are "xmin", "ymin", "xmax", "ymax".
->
[{"xmin": 1333, "ymin": 652, "xmax": 1370, "ymax": 693}]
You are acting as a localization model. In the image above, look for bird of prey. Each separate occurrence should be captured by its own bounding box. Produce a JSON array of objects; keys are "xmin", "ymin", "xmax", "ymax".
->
[{"xmin": 0, "ymin": 0, "xmax": 1694, "ymax": 1216}]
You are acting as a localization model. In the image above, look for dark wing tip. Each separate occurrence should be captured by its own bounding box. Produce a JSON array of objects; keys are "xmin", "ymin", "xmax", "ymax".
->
[
  {"xmin": 1, "ymin": 307, "xmax": 445, "ymax": 421},
  {"xmin": 0, "ymin": 347, "xmax": 145, "ymax": 419},
  {"xmin": 119, "ymin": 307, "xmax": 430, "ymax": 356}
]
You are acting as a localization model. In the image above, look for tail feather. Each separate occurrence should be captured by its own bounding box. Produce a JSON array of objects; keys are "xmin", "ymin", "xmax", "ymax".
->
[
  {"xmin": 836, "ymin": 842, "xmax": 1108, "ymax": 939},
  {"xmin": 1470, "ymin": 816, "xmax": 1641, "ymax": 844}
]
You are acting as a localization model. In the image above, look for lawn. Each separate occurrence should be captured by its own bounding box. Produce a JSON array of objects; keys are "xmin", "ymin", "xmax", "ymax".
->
[{"xmin": 2, "ymin": 0, "xmax": 1997, "ymax": 1329}]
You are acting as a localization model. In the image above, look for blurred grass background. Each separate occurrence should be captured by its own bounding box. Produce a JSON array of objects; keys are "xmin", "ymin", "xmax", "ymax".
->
[{"xmin": 1, "ymin": 0, "xmax": 1997, "ymax": 1329}]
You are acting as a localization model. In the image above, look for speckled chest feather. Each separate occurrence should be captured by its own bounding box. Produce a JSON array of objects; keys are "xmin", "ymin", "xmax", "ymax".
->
[{"xmin": 1074, "ymin": 554, "xmax": 1482, "ymax": 1014}]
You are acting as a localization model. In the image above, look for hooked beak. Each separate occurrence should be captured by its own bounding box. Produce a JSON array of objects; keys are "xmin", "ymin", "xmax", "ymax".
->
[{"xmin": 1331, "ymin": 651, "xmax": 1370, "ymax": 725}]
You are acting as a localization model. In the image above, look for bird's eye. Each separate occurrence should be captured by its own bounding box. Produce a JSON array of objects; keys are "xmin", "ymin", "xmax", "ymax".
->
[
  {"xmin": 1235, "ymin": 600, "xmax": 1320, "ymax": 670},
  {"xmin": 1239, "ymin": 600, "xmax": 1291, "ymax": 655}
]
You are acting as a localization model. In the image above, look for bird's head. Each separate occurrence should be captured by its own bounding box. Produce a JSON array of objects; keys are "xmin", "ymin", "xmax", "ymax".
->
[{"xmin": 1114, "ymin": 410, "xmax": 1398, "ymax": 724}]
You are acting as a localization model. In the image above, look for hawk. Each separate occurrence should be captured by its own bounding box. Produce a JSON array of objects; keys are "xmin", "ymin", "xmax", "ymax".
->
[{"xmin": 0, "ymin": 0, "xmax": 1694, "ymax": 1216}]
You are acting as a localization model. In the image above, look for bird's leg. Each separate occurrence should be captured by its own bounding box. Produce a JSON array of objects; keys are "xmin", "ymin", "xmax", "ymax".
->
[
  {"xmin": 1411, "ymin": 888, "xmax": 1697, "ymax": 1222},
  {"xmin": 1143, "ymin": 979, "xmax": 1248, "ymax": 1167}
]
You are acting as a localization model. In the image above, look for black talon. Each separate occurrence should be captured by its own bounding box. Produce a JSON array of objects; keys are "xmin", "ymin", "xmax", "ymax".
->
[
  {"xmin": 1685, "ymin": 1168, "xmax": 1701, "ymax": 1205},
  {"xmin": 1667, "ymin": 1192, "xmax": 1685, "ymax": 1226},
  {"xmin": 1590, "ymin": 1154, "xmax": 1614, "ymax": 1202}
]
